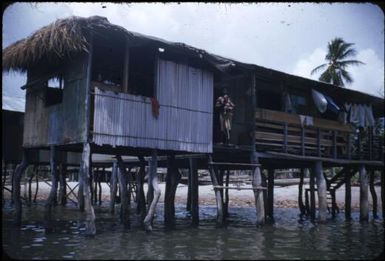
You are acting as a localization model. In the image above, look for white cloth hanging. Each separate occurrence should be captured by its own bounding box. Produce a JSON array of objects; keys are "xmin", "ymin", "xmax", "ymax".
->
[{"xmin": 344, "ymin": 102, "xmax": 375, "ymax": 128}]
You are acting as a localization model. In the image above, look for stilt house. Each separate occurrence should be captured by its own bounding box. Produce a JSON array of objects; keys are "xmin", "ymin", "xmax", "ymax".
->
[{"xmin": 3, "ymin": 16, "xmax": 384, "ymax": 232}]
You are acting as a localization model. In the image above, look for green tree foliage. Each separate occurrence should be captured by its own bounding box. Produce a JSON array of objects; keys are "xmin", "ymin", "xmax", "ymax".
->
[{"xmin": 311, "ymin": 37, "xmax": 364, "ymax": 87}]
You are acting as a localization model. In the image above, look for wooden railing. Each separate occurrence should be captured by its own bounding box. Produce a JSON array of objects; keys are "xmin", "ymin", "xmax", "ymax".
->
[{"xmin": 255, "ymin": 108, "xmax": 383, "ymax": 161}]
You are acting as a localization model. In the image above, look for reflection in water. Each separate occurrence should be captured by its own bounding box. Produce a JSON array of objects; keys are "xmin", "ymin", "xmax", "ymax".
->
[{"xmin": 2, "ymin": 203, "xmax": 384, "ymax": 260}]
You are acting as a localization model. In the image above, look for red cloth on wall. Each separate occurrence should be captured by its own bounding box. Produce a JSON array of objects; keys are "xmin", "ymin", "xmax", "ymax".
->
[{"xmin": 151, "ymin": 97, "xmax": 160, "ymax": 119}]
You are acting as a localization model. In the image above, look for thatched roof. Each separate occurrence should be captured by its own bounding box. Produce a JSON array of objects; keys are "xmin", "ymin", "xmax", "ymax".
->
[
  {"xmin": 2, "ymin": 15, "xmax": 245, "ymax": 73},
  {"xmin": 3, "ymin": 16, "xmax": 96, "ymax": 72}
]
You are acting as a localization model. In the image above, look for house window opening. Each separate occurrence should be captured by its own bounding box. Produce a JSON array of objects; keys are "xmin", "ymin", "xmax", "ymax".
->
[
  {"xmin": 257, "ymin": 90, "xmax": 282, "ymax": 111},
  {"xmin": 128, "ymin": 46, "xmax": 156, "ymax": 97},
  {"xmin": 45, "ymin": 75, "xmax": 64, "ymax": 107},
  {"xmin": 91, "ymin": 38, "xmax": 125, "ymax": 93}
]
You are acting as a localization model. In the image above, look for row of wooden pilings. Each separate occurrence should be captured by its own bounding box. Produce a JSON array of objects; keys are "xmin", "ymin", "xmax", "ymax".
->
[{"xmin": 10, "ymin": 144, "xmax": 384, "ymax": 236}]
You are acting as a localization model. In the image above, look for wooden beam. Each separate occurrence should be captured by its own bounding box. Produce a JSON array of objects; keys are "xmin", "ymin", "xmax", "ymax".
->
[
  {"xmin": 208, "ymin": 155, "xmax": 224, "ymax": 226},
  {"xmin": 347, "ymin": 133, "xmax": 352, "ymax": 160},
  {"xmin": 144, "ymin": 150, "xmax": 161, "ymax": 231},
  {"xmin": 165, "ymin": 155, "xmax": 181, "ymax": 228},
  {"xmin": 267, "ymin": 168, "xmax": 274, "ymax": 223},
  {"xmin": 381, "ymin": 169, "xmax": 384, "ymax": 221},
  {"xmin": 209, "ymin": 162, "xmax": 261, "ymax": 167},
  {"xmin": 110, "ymin": 162, "xmax": 118, "ymax": 214},
  {"xmin": 314, "ymin": 161, "xmax": 327, "ymax": 223},
  {"xmin": 317, "ymin": 129, "xmax": 321, "ymax": 157},
  {"xmin": 81, "ymin": 143, "xmax": 96, "ymax": 236},
  {"xmin": 345, "ymin": 168, "xmax": 352, "ymax": 220},
  {"xmin": 13, "ymin": 149, "xmax": 29, "ymax": 226},
  {"xmin": 359, "ymin": 164, "xmax": 369, "ymax": 222},
  {"xmin": 212, "ymin": 186, "xmax": 266, "ymax": 190},
  {"xmin": 45, "ymin": 145, "xmax": 58, "ymax": 221},
  {"xmin": 259, "ymin": 151, "xmax": 384, "ymax": 166},
  {"xmin": 116, "ymin": 155, "xmax": 130, "ymax": 229},
  {"xmin": 333, "ymin": 130, "xmax": 337, "ymax": 159},
  {"xmin": 224, "ymin": 170, "xmax": 230, "ymax": 218},
  {"xmin": 251, "ymin": 152, "xmax": 265, "ymax": 227},
  {"xmin": 136, "ymin": 156, "xmax": 146, "ymax": 222},
  {"xmin": 59, "ymin": 164, "xmax": 67, "ymax": 206},
  {"xmin": 298, "ymin": 168, "xmax": 306, "ymax": 217},
  {"xmin": 186, "ymin": 168, "xmax": 192, "ymax": 212},
  {"xmin": 369, "ymin": 170, "xmax": 378, "ymax": 219},
  {"xmin": 309, "ymin": 167, "xmax": 316, "ymax": 221},
  {"xmin": 283, "ymin": 122, "xmax": 288, "ymax": 153},
  {"xmin": 255, "ymin": 108, "xmax": 353, "ymax": 132},
  {"xmin": 190, "ymin": 158, "xmax": 199, "ymax": 226},
  {"xmin": 301, "ymin": 127, "xmax": 305, "ymax": 156}
]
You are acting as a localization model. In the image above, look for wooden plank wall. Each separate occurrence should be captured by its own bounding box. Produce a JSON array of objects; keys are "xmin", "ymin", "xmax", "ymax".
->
[{"xmin": 23, "ymin": 54, "xmax": 89, "ymax": 147}]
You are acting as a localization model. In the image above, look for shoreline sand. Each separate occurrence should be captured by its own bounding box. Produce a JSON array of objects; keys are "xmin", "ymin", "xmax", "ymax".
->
[{"xmin": 3, "ymin": 181, "xmax": 382, "ymax": 211}]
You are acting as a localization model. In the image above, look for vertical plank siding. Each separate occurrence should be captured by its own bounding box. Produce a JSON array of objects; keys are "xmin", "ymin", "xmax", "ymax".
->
[
  {"xmin": 93, "ymin": 59, "xmax": 213, "ymax": 153},
  {"xmin": 23, "ymin": 55, "xmax": 89, "ymax": 147}
]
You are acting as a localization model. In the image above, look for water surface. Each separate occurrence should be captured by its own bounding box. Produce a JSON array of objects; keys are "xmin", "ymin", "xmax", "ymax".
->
[{"xmin": 2, "ymin": 202, "xmax": 384, "ymax": 260}]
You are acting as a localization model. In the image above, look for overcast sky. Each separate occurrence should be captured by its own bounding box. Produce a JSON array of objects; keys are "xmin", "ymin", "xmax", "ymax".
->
[{"xmin": 2, "ymin": 2, "xmax": 384, "ymax": 111}]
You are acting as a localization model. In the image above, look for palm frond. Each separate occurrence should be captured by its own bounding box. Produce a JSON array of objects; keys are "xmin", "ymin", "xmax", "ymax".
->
[
  {"xmin": 339, "ymin": 48, "xmax": 357, "ymax": 60},
  {"xmin": 336, "ymin": 42, "xmax": 354, "ymax": 59},
  {"xmin": 341, "ymin": 69, "xmax": 353, "ymax": 85},
  {"xmin": 310, "ymin": 63, "xmax": 327, "ymax": 75},
  {"xmin": 338, "ymin": 60, "xmax": 365, "ymax": 68},
  {"xmin": 319, "ymin": 67, "xmax": 332, "ymax": 83}
]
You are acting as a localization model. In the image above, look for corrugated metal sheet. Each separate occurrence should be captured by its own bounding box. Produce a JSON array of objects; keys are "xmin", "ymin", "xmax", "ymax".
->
[{"xmin": 93, "ymin": 59, "xmax": 213, "ymax": 153}]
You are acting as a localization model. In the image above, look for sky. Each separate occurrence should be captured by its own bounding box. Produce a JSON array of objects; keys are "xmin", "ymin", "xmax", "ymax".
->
[{"xmin": 2, "ymin": 2, "xmax": 384, "ymax": 112}]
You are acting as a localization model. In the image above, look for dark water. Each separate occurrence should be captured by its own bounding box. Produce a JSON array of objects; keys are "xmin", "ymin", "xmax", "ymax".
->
[{"xmin": 2, "ymin": 202, "xmax": 384, "ymax": 260}]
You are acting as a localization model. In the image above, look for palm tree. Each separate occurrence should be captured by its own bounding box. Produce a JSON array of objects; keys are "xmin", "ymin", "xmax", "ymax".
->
[{"xmin": 311, "ymin": 37, "xmax": 364, "ymax": 87}]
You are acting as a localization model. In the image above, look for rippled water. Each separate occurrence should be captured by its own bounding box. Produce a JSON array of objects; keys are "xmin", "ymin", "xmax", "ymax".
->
[{"xmin": 2, "ymin": 202, "xmax": 384, "ymax": 260}]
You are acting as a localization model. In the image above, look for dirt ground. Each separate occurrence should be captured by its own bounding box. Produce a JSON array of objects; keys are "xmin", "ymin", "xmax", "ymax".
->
[{"xmin": 3, "ymin": 180, "xmax": 382, "ymax": 211}]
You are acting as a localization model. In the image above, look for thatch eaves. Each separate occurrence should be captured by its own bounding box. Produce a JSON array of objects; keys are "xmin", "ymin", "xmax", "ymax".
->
[
  {"xmin": 2, "ymin": 16, "xmax": 98, "ymax": 72},
  {"xmin": 2, "ymin": 15, "xmax": 246, "ymax": 74}
]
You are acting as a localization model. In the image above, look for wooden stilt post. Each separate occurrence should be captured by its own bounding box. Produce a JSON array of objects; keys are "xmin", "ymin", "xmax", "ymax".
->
[
  {"xmin": 298, "ymin": 168, "xmax": 306, "ymax": 217},
  {"xmin": 147, "ymin": 157, "xmax": 154, "ymax": 207},
  {"xmin": 144, "ymin": 150, "xmax": 161, "ymax": 231},
  {"xmin": 110, "ymin": 162, "xmax": 118, "ymax": 214},
  {"xmin": 309, "ymin": 167, "xmax": 316, "ymax": 221},
  {"xmin": 78, "ymin": 166, "xmax": 85, "ymax": 211},
  {"xmin": 93, "ymin": 168, "xmax": 97, "ymax": 205},
  {"xmin": 33, "ymin": 166, "xmax": 39, "ymax": 203},
  {"xmin": 208, "ymin": 155, "xmax": 224, "ymax": 227},
  {"xmin": 190, "ymin": 158, "xmax": 199, "ymax": 226},
  {"xmin": 345, "ymin": 168, "xmax": 352, "ymax": 220},
  {"xmin": 267, "ymin": 168, "xmax": 274, "ymax": 223},
  {"xmin": 186, "ymin": 168, "xmax": 192, "ymax": 212},
  {"xmin": 116, "ymin": 155, "xmax": 131, "ymax": 229},
  {"xmin": 359, "ymin": 164, "xmax": 369, "ymax": 222},
  {"xmin": 224, "ymin": 169, "xmax": 230, "ymax": 218},
  {"xmin": 251, "ymin": 152, "xmax": 264, "ymax": 227},
  {"xmin": 381, "ymin": 170, "xmax": 384, "ymax": 220},
  {"xmin": 217, "ymin": 169, "xmax": 224, "ymax": 220},
  {"xmin": 98, "ymin": 170, "xmax": 102, "ymax": 206},
  {"xmin": 59, "ymin": 164, "xmax": 67, "ymax": 206},
  {"xmin": 81, "ymin": 143, "xmax": 96, "ymax": 236},
  {"xmin": 13, "ymin": 149, "xmax": 29, "ymax": 226},
  {"xmin": 261, "ymin": 169, "xmax": 268, "ymax": 221},
  {"xmin": 90, "ymin": 166, "xmax": 94, "ymax": 205},
  {"xmin": 369, "ymin": 170, "xmax": 378, "ymax": 219},
  {"xmin": 164, "ymin": 155, "xmax": 181, "ymax": 228},
  {"xmin": 314, "ymin": 161, "xmax": 327, "ymax": 223},
  {"xmin": 46, "ymin": 145, "xmax": 59, "ymax": 212},
  {"xmin": 28, "ymin": 165, "xmax": 36, "ymax": 205},
  {"xmin": 137, "ymin": 156, "xmax": 146, "ymax": 222}
]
